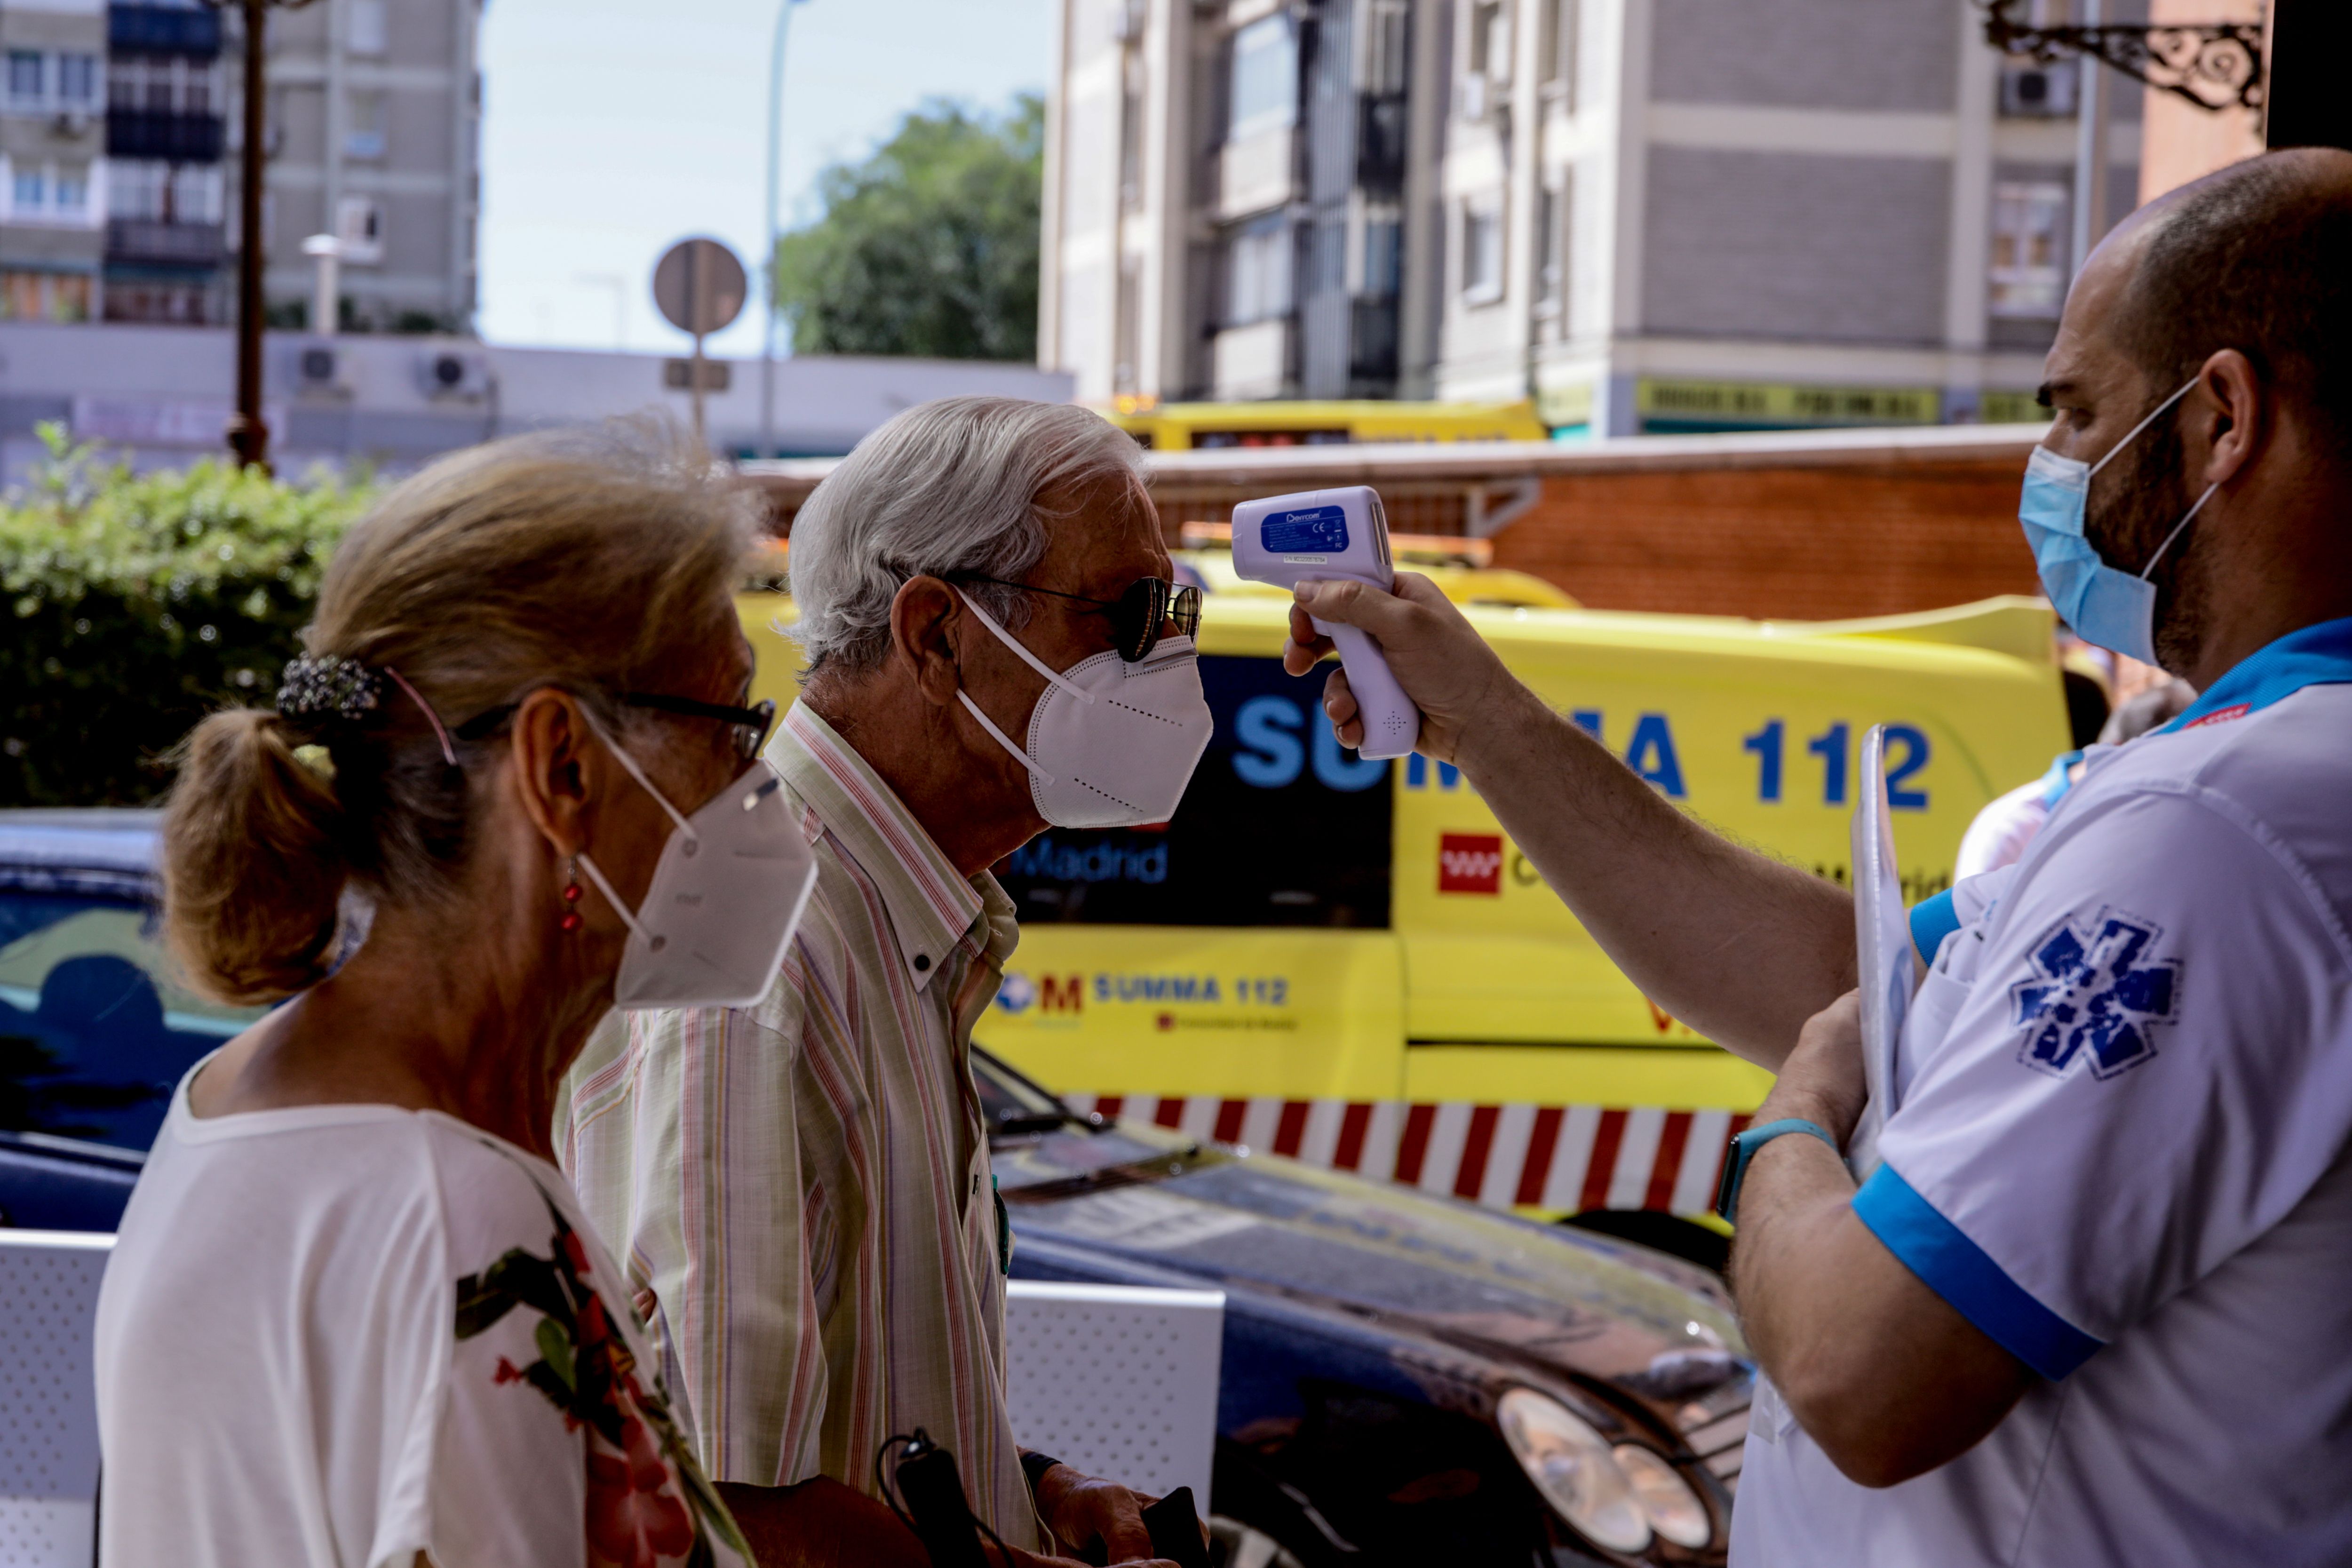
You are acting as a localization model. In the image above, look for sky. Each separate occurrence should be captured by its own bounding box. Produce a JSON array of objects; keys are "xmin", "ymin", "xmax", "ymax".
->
[{"xmin": 476, "ymin": 0, "xmax": 1051, "ymax": 358}]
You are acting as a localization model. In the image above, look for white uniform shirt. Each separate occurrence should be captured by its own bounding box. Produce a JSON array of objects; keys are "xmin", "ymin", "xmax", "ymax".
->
[{"xmin": 1734, "ymin": 621, "xmax": 2352, "ymax": 1568}]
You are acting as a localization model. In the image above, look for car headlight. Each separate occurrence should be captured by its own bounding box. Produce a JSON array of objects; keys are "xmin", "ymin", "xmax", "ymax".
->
[
  {"xmin": 1611, "ymin": 1443, "xmax": 1712, "ymax": 1549},
  {"xmin": 1495, "ymin": 1388, "xmax": 1651, "ymax": 1553}
]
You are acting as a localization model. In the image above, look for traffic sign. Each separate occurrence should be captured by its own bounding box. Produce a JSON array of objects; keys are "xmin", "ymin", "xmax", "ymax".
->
[{"xmin": 652, "ymin": 238, "xmax": 747, "ymax": 336}]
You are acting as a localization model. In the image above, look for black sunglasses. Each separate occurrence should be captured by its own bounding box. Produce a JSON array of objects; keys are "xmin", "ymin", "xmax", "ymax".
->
[
  {"xmin": 456, "ymin": 692, "xmax": 777, "ymax": 763},
  {"xmin": 954, "ymin": 574, "xmax": 1202, "ymax": 662}
]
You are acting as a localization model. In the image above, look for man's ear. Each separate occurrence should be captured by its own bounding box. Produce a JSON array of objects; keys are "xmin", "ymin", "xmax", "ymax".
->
[
  {"xmin": 890, "ymin": 577, "xmax": 967, "ymax": 708},
  {"xmin": 2192, "ymin": 348, "xmax": 2264, "ymax": 490},
  {"xmin": 508, "ymin": 688, "xmax": 600, "ymax": 857}
]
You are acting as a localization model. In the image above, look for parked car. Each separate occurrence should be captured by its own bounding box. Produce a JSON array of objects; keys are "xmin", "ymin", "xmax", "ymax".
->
[{"xmin": 0, "ymin": 809, "xmax": 1754, "ymax": 1565}]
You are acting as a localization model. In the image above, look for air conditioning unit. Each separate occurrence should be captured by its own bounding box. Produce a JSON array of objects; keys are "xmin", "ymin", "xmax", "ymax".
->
[
  {"xmin": 2000, "ymin": 63, "xmax": 2078, "ymax": 119},
  {"xmin": 294, "ymin": 341, "xmax": 351, "ymax": 396},
  {"xmin": 417, "ymin": 347, "xmax": 493, "ymax": 401},
  {"xmin": 50, "ymin": 110, "xmax": 89, "ymax": 136}
]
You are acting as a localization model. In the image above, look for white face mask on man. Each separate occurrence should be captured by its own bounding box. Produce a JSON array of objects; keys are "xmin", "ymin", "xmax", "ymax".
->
[
  {"xmin": 951, "ymin": 588, "xmax": 1215, "ymax": 829},
  {"xmin": 571, "ymin": 708, "xmax": 818, "ymax": 1010}
]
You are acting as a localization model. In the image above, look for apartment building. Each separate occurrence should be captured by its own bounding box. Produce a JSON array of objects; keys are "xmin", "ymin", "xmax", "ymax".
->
[
  {"xmin": 1041, "ymin": 0, "xmax": 2145, "ymax": 434},
  {"xmin": 0, "ymin": 0, "xmax": 107, "ymax": 321},
  {"xmin": 238, "ymin": 0, "xmax": 481, "ymax": 332},
  {"xmin": 104, "ymin": 1, "xmax": 226, "ymax": 324}
]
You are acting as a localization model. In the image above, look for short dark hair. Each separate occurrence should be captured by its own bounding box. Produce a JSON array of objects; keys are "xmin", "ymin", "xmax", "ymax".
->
[{"xmin": 2117, "ymin": 150, "xmax": 2352, "ymax": 463}]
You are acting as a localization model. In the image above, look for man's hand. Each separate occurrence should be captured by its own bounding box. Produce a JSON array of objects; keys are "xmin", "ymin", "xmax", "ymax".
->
[
  {"xmin": 1032, "ymin": 1464, "xmax": 1193, "ymax": 1564},
  {"xmin": 1757, "ymin": 988, "xmax": 1868, "ymax": 1144},
  {"xmin": 1730, "ymin": 990, "xmax": 2033, "ymax": 1488},
  {"xmin": 1284, "ymin": 573, "xmax": 1523, "ymax": 764}
]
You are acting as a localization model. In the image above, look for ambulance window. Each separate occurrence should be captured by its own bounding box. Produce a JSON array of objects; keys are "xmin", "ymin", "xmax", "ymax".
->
[{"xmin": 993, "ymin": 655, "xmax": 1392, "ymax": 928}]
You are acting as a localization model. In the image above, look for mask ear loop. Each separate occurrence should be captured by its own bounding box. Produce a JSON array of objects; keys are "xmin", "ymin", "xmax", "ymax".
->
[
  {"xmin": 954, "ymin": 589, "xmax": 1096, "ymax": 705},
  {"xmin": 566, "ymin": 701, "xmax": 696, "ymax": 951},
  {"xmin": 2089, "ymin": 374, "xmax": 2204, "ymax": 478},
  {"xmin": 2137, "ymin": 481, "xmax": 2220, "ymax": 580}
]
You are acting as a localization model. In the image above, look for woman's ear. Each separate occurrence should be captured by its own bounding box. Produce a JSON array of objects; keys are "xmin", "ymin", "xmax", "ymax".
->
[
  {"xmin": 890, "ymin": 577, "xmax": 967, "ymax": 708},
  {"xmin": 508, "ymin": 689, "xmax": 598, "ymax": 856}
]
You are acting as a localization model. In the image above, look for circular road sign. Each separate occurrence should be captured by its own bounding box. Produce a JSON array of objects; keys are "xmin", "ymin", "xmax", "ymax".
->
[{"xmin": 652, "ymin": 237, "xmax": 748, "ymax": 337}]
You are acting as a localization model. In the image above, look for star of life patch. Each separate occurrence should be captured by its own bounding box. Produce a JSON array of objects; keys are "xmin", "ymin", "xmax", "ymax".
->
[{"xmin": 2010, "ymin": 906, "xmax": 2181, "ymax": 1081}]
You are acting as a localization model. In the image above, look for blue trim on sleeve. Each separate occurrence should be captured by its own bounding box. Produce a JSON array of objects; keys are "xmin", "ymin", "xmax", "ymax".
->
[
  {"xmin": 1909, "ymin": 889, "xmax": 1960, "ymax": 966},
  {"xmin": 1852, "ymin": 1164, "xmax": 2103, "ymax": 1381}
]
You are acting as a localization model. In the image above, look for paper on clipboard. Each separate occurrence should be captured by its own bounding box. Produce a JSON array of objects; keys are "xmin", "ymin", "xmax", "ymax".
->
[{"xmin": 1845, "ymin": 723, "xmax": 1914, "ymax": 1179}]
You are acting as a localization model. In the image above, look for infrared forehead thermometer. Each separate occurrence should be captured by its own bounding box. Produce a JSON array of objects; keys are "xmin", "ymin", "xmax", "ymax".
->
[{"xmin": 1230, "ymin": 485, "xmax": 1422, "ymax": 760}]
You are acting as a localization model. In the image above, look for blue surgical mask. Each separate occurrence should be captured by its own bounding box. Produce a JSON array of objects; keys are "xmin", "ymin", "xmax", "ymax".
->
[{"xmin": 2018, "ymin": 375, "xmax": 2219, "ymax": 663}]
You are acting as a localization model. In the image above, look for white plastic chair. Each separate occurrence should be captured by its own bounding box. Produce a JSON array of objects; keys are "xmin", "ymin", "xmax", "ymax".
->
[
  {"xmin": 1002, "ymin": 1281, "xmax": 1225, "ymax": 1517},
  {"xmin": 0, "ymin": 1233, "xmax": 109, "ymax": 1568}
]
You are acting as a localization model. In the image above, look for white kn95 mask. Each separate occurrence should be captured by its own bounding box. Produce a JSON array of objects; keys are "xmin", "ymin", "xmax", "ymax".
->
[
  {"xmin": 953, "ymin": 588, "xmax": 1214, "ymax": 829},
  {"xmin": 572, "ymin": 708, "xmax": 818, "ymax": 1010}
]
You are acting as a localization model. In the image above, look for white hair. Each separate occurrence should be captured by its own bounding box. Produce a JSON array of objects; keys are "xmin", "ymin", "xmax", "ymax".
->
[{"xmin": 786, "ymin": 396, "xmax": 1148, "ymax": 674}]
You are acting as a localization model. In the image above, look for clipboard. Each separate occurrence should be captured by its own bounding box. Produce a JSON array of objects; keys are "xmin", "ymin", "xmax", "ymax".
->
[{"xmin": 1845, "ymin": 723, "xmax": 1914, "ymax": 1179}]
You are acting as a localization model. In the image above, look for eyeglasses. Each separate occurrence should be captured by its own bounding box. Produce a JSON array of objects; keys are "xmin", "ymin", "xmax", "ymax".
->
[
  {"xmin": 456, "ymin": 692, "xmax": 777, "ymax": 763},
  {"xmin": 955, "ymin": 574, "xmax": 1202, "ymax": 662}
]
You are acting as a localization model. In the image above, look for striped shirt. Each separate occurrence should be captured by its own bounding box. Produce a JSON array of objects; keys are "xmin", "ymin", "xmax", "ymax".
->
[{"xmin": 557, "ymin": 702, "xmax": 1041, "ymax": 1551}]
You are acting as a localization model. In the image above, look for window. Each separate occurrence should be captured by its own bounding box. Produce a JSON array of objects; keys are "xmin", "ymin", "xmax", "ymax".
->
[
  {"xmin": 183, "ymin": 61, "xmax": 213, "ymax": 115},
  {"xmin": 344, "ymin": 91, "xmax": 386, "ymax": 159},
  {"xmin": 144, "ymin": 60, "xmax": 173, "ymax": 112},
  {"xmin": 1990, "ymin": 182, "xmax": 2068, "ymax": 318},
  {"xmin": 8, "ymin": 51, "xmax": 43, "ymax": 103},
  {"xmin": 13, "ymin": 168, "xmax": 43, "ymax": 212},
  {"xmin": 1229, "ymin": 14, "xmax": 1297, "ymax": 139},
  {"xmin": 1539, "ymin": 0, "xmax": 1577, "ymax": 99},
  {"xmin": 1461, "ymin": 199, "xmax": 1503, "ymax": 302},
  {"xmin": 0, "ymin": 891, "xmax": 261, "ymax": 1148},
  {"xmin": 57, "ymin": 54, "xmax": 96, "ymax": 106},
  {"xmin": 1535, "ymin": 183, "xmax": 1565, "ymax": 315},
  {"xmin": 1227, "ymin": 214, "xmax": 1293, "ymax": 325},
  {"xmin": 1359, "ymin": 0, "xmax": 1408, "ymax": 96},
  {"xmin": 335, "ymin": 193, "xmax": 384, "ymax": 263},
  {"xmin": 349, "ymin": 0, "xmax": 389, "ymax": 55},
  {"xmin": 1361, "ymin": 212, "xmax": 1401, "ymax": 298},
  {"xmin": 1468, "ymin": 1, "xmax": 1511, "ymax": 80},
  {"xmin": 53, "ymin": 168, "xmax": 86, "ymax": 212}
]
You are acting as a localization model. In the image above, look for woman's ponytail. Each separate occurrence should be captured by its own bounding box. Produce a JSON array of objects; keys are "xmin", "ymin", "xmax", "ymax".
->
[{"xmin": 162, "ymin": 708, "xmax": 350, "ymax": 1004}]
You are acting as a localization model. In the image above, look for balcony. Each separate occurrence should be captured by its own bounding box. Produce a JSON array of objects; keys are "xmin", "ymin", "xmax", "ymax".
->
[
  {"xmin": 106, "ymin": 217, "xmax": 224, "ymax": 268},
  {"xmin": 109, "ymin": 5, "xmax": 223, "ymax": 57},
  {"xmin": 1217, "ymin": 126, "xmax": 1296, "ymax": 222},
  {"xmin": 105, "ymin": 110, "xmax": 224, "ymax": 162}
]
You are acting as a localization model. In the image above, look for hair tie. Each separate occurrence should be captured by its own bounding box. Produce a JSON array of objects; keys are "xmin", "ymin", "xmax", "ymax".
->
[{"xmin": 277, "ymin": 654, "xmax": 383, "ymax": 724}]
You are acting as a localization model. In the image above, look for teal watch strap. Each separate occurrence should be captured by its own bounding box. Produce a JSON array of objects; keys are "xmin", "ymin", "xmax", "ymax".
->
[{"xmin": 1714, "ymin": 1118, "xmax": 1842, "ymax": 1223}]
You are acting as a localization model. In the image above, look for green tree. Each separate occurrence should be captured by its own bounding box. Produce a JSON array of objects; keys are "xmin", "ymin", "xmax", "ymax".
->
[{"xmin": 774, "ymin": 95, "xmax": 1042, "ymax": 362}]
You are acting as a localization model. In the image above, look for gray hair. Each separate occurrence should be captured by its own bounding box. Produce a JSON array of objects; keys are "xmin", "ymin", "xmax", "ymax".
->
[{"xmin": 786, "ymin": 396, "xmax": 1147, "ymax": 673}]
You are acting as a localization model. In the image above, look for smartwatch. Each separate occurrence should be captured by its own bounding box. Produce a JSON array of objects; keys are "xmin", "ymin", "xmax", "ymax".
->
[{"xmin": 1713, "ymin": 1118, "xmax": 1841, "ymax": 1222}]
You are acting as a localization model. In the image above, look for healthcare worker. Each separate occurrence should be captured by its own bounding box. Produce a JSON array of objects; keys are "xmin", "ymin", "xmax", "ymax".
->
[{"xmin": 1283, "ymin": 149, "xmax": 2352, "ymax": 1564}]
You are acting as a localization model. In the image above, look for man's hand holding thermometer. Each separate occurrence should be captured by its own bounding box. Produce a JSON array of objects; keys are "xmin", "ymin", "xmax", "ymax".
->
[{"xmin": 1237, "ymin": 485, "xmax": 1516, "ymax": 764}]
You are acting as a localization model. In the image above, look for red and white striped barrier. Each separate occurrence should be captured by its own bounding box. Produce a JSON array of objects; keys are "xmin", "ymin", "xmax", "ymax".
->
[{"xmin": 1059, "ymin": 1094, "xmax": 1753, "ymax": 1218}]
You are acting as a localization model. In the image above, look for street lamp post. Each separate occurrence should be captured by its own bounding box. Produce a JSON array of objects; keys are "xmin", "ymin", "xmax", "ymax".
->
[
  {"xmin": 209, "ymin": 0, "xmax": 318, "ymax": 472},
  {"xmin": 761, "ymin": 0, "xmax": 808, "ymax": 461}
]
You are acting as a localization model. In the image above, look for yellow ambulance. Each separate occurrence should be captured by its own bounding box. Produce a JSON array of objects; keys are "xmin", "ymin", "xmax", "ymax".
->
[{"xmin": 741, "ymin": 554, "xmax": 2067, "ymax": 1245}]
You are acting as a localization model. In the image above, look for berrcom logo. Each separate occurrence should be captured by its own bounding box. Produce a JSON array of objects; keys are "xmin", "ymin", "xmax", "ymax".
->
[{"xmin": 1438, "ymin": 833, "xmax": 1504, "ymax": 894}]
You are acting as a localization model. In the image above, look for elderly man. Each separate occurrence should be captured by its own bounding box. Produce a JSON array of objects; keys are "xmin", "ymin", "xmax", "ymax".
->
[
  {"xmin": 1284, "ymin": 150, "xmax": 2352, "ymax": 1563},
  {"xmin": 560, "ymin": 398, "xmax": 1210, "ymax": 1566}
]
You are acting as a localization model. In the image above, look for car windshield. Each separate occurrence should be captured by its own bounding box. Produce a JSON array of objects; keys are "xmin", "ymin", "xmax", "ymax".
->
[
  {"xmin": 0, "ymin": 891, "xmax": 264, "ymax": 1148},
  {"xmin": 971, "ymin": 1046, "xmax": 1082, "ymax": 1134}
]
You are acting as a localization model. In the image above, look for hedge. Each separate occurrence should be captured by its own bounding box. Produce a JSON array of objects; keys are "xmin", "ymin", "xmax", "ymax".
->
[{"xmin": 1, "ymin": 425, "xmax": 377, "ymax": 807}]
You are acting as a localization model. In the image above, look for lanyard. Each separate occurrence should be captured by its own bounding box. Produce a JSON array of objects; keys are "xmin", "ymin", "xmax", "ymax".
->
[{"xmin": 2156, "ymin": 616, "xmax": 2352, "ymax": 734}]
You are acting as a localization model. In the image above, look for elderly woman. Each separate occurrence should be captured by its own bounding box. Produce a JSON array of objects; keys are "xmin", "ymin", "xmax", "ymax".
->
[{"xmin": 93, "ymin": 425, "xmax": 802, "ymax": 1568}]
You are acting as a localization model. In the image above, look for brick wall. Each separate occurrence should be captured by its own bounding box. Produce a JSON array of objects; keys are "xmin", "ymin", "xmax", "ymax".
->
[{"xmin": 1492, "ymin": 454, "xmax": 2041, "ymax": 620}]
